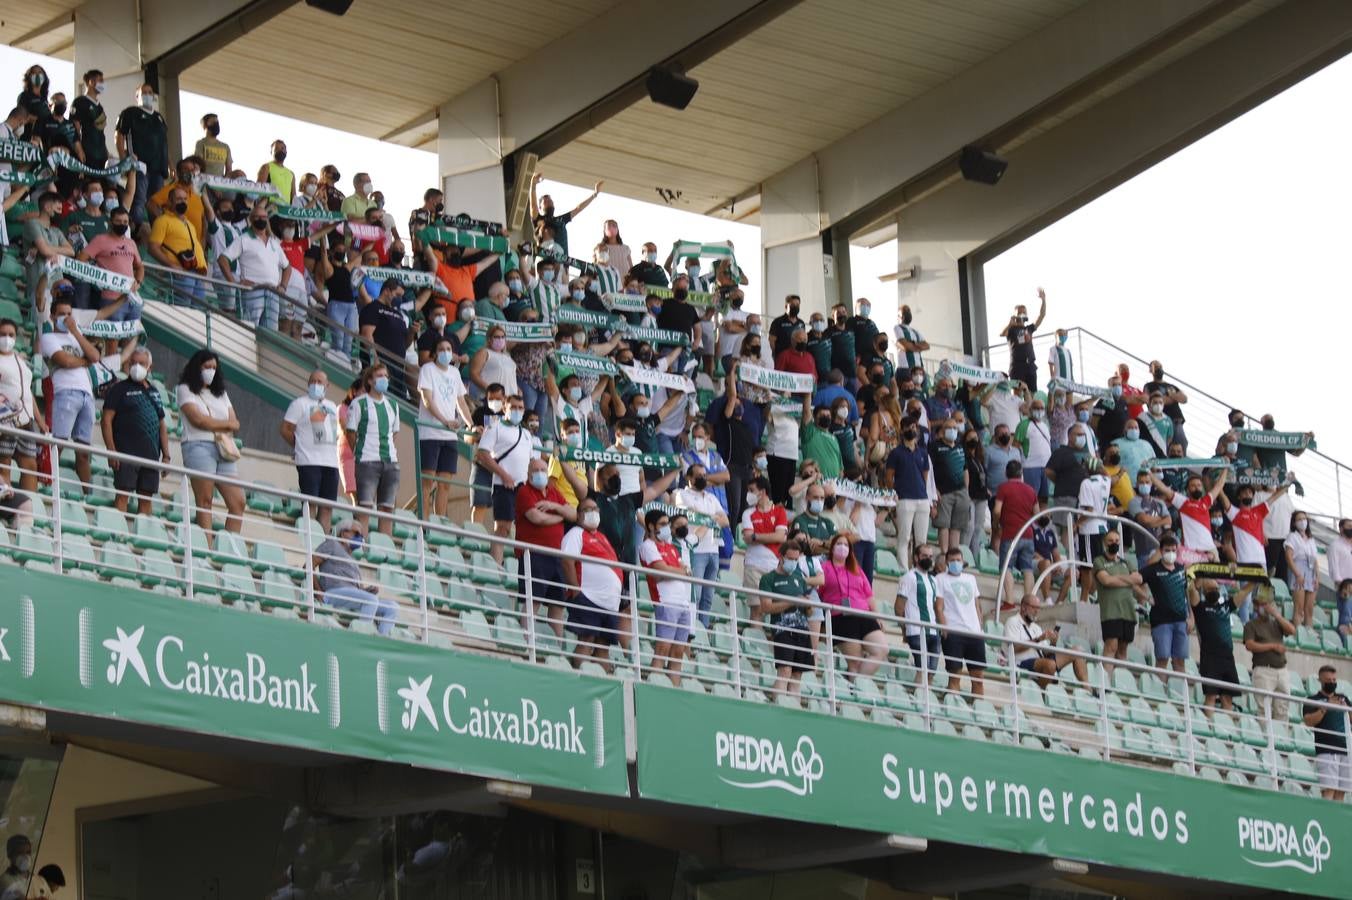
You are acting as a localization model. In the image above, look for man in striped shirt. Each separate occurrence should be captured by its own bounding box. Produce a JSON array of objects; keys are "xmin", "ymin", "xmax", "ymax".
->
[
  {"xmin": 893, "ymin": 305, "xmax": 929, "ymax": 372},
  {"xmin": 1047, "ymin": 328, "xmax": 1074, "ymax": 382},
  {"xmin": 896, "ymin": 544, "xmax": 944, "ymax": 684},
  {"xmin": 344, "ymin": 363, "xmax": 400, "ymax": 536},
  {"xmin": 529, "ymin": 258, "xmax": 563, "ymax": 323}
]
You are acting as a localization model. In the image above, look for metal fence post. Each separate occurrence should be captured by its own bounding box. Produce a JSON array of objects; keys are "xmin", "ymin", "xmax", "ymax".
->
[
  {"xmin": 523, "ymin": 550, "xmax": 538, "ymax": 664},
  {"xmin": 730, "ymin": 589, "xmax": 742, "ymax": 694},
  {"xmin": 824, "ymin": 611, "xmax": 836, "ymax": 713},
  {"xmin": 1010, "ymin": 647, "xmax": 1022, "ymax": 742},
  {"xmin": 1267, "ymin": 699, "xmax": 1279, "ymax": 787},
  {"xmin": 51, "ymin": 457, "xmax": 63, "ymax": 575},
  {"xmin": 629, "ymin": 571, "xmax": 642, "ymax": 675},
  {"xmin": 181, "ymin": 472, "xmax": 195, "ymax": 601},
  {"xmin": 1182, "ymin": 676, "xmax": 1195, "ymax": 774},
  {"xmin": 301, "ymin": 500, "xmax": 316, "ymax": 617},
  {"xmin": 416, "ymin": 526, "xmax": 429, "ymax": 642},
  {"xmin": 1099, "ymin": 662, "xmax": 1111, "ymax": 760}
]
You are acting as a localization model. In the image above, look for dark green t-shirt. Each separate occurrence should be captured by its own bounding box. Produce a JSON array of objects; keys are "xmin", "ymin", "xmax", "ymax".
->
[
  {"xmin": 1142, "ymin": 561, "xmax": 1188, "ymax": 626},
  {"xmin": 61, "ymin": 209, "xmax": 108, "ymax": 243},
  {"xmin": 1093, "ymin": 555, "xmax": 1138, "ymax": 623},
  {"xmin": 759, "ymin": 567, "xmax": 808, "ymax": 629},
  {"xmin": 594, "ymin": 493, "xmax": 637, "ymax": 566},
  {"xmin": 792, "ymin": 511, "xmax": 835, "ymax": 543}
]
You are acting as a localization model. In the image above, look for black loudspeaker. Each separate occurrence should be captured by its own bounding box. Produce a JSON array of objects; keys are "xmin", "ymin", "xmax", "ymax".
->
[
  {"xmin": 959, "ymin": 146, "xmax": 1007, "ymax": 185},
  {"xmin": 305, "ymin": 0, "xmax": 353, "ymax": 15},
  {"xmin": 646, "ymin": 64, "xmax": 699, "ymax": 111}
]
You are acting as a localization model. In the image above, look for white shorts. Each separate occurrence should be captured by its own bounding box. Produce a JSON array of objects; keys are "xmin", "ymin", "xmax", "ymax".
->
[
  {"xmin": 281, "ymin": 278, "xmax": 310, "ymax": 321},
  {"xmin": 1316, "ymin": 753, "xmax": 1351, "ymax": 792}
]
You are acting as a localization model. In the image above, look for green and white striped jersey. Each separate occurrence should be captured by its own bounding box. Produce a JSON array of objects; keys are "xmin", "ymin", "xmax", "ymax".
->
[{"xmin": 345, "ymin": 394, "xmax": 400, "ymax": 463}]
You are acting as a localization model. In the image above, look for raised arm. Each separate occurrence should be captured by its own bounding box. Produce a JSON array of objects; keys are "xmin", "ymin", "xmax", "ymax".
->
[
  {"xmin": 1032, "ymin": 287, "xmax": 1047, "ymax": 329},
  {"xmin": 570, "ymin": 181, "xmax": 603, "ymax": 218}
]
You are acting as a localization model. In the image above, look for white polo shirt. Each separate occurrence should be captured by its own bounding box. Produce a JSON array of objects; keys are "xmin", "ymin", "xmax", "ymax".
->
[{"xmin": 235, "ymin": 230, "xmax": 290, "ymax": 288}]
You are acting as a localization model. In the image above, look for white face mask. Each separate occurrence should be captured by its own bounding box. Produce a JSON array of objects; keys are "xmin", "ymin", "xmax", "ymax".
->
[
  {"xmin": 282, "ymin": 227, "xmax": 296, "ymax": 240},
  {"xmin": 1162, "ymin": 551, "xmax": 1177, "ymax": 566},
  {"xmin": 130, "ymin": 363, "xmax": 149, "ymax": 382},
  {"xmin": 582, "ymin": 510, "xmax": 600, "ymax": 529},
  {"xmin": 201, "ymin": 367, "xmax": 217, "ymax": 386},
  {"xmin": 0, "ymin": 336, "xmax": 13, "ymax": 353}
]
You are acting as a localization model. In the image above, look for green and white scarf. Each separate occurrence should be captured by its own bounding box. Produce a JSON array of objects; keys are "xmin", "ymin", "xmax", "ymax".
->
[
  {"xmin": 1140, "ymin": 456, "xmax": 1229, "ymax": 471},
  {"xmin": 646, "ymin": 285, "xmax": 718, "ymax": 308},
  {"xmin": 555, "ymin": 349, "xmax": 617, "ymax": 377},
  {"xmin": 50, "ymin": 256, "xmax": 132, "ymax": 294},
  {"xmin": 195, "ymin": 174, "xmax": 280, "ymax": 197},
  {"xmin": 361, "ymin": 266, "xmax": 439, "ymax": 292},
  {"xmin": 641, "ymin": 501, "xmax": 719, "ymax": 530},
  {"xmin": 738, "ymin": 362, "xmax": 813, "ymax": 394},
  {"xmin": 46, "ymin": 149, "xmax": 135, "ymax": 178},
  {"xmin": 556, "ymin": 306, "xmax": 622, "ymax": 331},
  {"xmin": 418, "ymin": 225, "xmax": 508, "ymax": 254},
  {"xmin": 1235, "ymin": 429, "xmax": 1315, "ymax": 452},
  {"xmin": 625, "ymin": 326, "xmax": 690, "ymax": 348},
  {"xmin": 937, "ymin": 359, "xmax": 1006, "ymax": 385},
  {"xmin": 827, "ymin": 478, "xmax": 897, "ymax": 508},
  {"xmin": 273, "ymin": 203, "xmax": 344, "ymax": 222},
  {"xmin": 0, "ymin": 139, "xmax": 42, "ymax": 166},
  {"xmin": 472, "ymin": 320, "xmax": 553, "ymax": 343},
  {"xmin": 669, "ymin": 240, "xmax": 740, "ymax": 279},
  {"xmin": 603, "ymin": 292, "xmax": 647, "ymax": 314},
  {"xmin": 559, "ymin": 445, "xmax": 681, "ymax": 470},
  {"xmin": 1050, "ymin": 377, "xmax": 1114, "ymax": 408},
  {"xmin": 81, "ymin": 320, "xmax": 145, "ymax": 339},
  {"xmin": 620, "ymin": 364, "xmax": 693, "ymax": 394}
]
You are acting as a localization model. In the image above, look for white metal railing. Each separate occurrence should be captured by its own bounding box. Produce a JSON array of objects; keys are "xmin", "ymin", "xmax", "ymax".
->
[
  {"xmin": 2, "ymin": 426, "xmax": 1348, "ymax": 800},
  {"xmin": 982, "ymin": 326, "xmax": 1352, "ymax": 522}
]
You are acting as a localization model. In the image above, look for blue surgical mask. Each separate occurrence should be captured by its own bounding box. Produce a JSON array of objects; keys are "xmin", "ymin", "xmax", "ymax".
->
[
  {"xmin": 571, "ymin": 289, "xmax": 585, "ymax": 302},
  {"xmin": 568, "ymin": 386, "xmax": 583, "ymax": 403},
  {"xmin": 1124, "ymin": 429, "xmax": 1139, "ymax": 441},
  {"xmin": 529, "ymin": 470, "xmax": 548, "ymax": 490},
  {"xmin": 808, "ymin": 499, "xmax": 824, "ymax": 514},
  {"xmin": 1110, "ymin": 385, "xmax": 1123, "ymax": 398},
  {"xmin": 373, "ymin": 376, "xmax": 389, "ymax": 394},
  {"xmin": 1225, "ymin": 441, "xmax": 1238, "ymax": 455},
  {"xmin": 54, "ymin": 317, "xmax": 68, "ymax": 333},
  {"xmin": 507, "ymin": 409, "xmax": 523, "ymax": 425},
  {"xmin": 943, "ymin": 427, "xmax": 958, "ymax": 442},
  {"xmin": 542, "ymin": 270, "xmax": 556, "ymax": 283},
  {"xmin": 650, "ymin": 304, "xmax": 662, "ymax": 316},
  {"xmin": 657, "ymin": 524, "xmax": 672, "ymax": 542},
  {"xmin": 947, "ymin": 560, "xmax": 962, "ymax": 576},
  {"xmin": 436, "ymin": 350, "xmax": 452, "ymax": 366},
  {"xmin": 859, "ymin": 303, "xmax": 871, "ymax": 317},
  {"xmin": 88, "ymin": 191, "xmax": 104, "ymax": 207},
  {"xmin": 1058, "ymin": 334, "xmax": 1068, "ymax": 346},
  {"xmin": 308, "ymin": 383, "xmax": 325, "ymax": 401},
  {"xmin": 1077, "ymin": 410, "xmax": 1090, "ymax": 423},
  {"xmin": 346, "ymin": 532, "xmax": 364, "ymax": 551},
  {"xmin": 508, "ymin": 279, "xmax": 522, "ymax": 292},
  {"xmin": 1073, "ymin": 435, "xmax": 1087, "ymax": 449}
]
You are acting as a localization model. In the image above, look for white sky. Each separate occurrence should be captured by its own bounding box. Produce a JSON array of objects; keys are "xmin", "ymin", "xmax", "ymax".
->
[{"xmin": 3, "ymin": 44, "xmax": 1346, "ymax": 463}]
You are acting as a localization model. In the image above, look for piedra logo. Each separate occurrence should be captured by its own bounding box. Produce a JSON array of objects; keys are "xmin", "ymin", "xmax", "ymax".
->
[
  {"xmin": 375, "ymin": 661, "xmax": 606, "ymax": 767},
  {"xmin": 1238, "ymin": 816, "xmax": 1331, "ymax": 876},
  {"xmin": 715, "ymin": 732, "xmax": 823, "ymax": 797},
  {"xmin": 78, "ymin": 608, "xmax": 342, "ymax": 728}
]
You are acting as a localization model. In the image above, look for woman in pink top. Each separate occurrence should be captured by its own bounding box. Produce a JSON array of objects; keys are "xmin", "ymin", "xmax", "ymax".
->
[{"xmin": 820, "ymin": 534, "xmax": 887, "ymax": 676}]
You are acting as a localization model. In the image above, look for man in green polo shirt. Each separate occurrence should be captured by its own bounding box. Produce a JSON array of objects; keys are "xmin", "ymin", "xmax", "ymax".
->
[
  {"xmin": 1093, "ymin": 532, "xmax": 1145, "ymax": 667},
  {"xmin": 759, "ymin": 541, "xmax": 813, "ymax": 698},
  {"xmin": 792, "ymin": 483, "xmax": 836, "ymax": 555},
  {"xmin": 801, "ymin": 407, "xmax": 843, "ymax": 479}
]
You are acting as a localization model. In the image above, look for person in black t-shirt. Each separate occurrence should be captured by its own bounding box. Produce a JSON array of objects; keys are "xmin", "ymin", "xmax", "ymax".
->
[
  {"xmin": 101, "ymin": 348, "xmax": 168, "ymax": 515},
  {"xmin": 768, "ymin": 294, "xmax": 803, "ymax": 355},
  {"xmin": 655, "ymin": 287, "xmax": 699, "ymax": 343},
  {"xmin": 1305, "ymin": 664, "xmax": 1351, "ymax": 801},
  {"xmin": 1000, "ymin": 288, "xmax": 1046, "ymax": 392},
  {"xmin": 358, "ymin": 279, "xmax": 414, "ymax": 399},
  {"xmin": 1144, "ymin": 360, "xmax": 1190, "ymax": 451}
]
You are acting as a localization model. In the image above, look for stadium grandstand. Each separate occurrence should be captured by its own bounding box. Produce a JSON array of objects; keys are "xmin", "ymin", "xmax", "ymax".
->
[{"xmin": 0, "ymin": 0, "xmax": 1351, "ymax": 897}]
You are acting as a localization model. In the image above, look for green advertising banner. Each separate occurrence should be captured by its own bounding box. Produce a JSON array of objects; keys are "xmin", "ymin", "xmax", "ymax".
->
[
  {"xmin": 635, "ymin": 686, "xmax": 1350, "ymax": 898},
  {"xmin": 0, "ymin": 569, "xmax": 627, "ymax": 795}
]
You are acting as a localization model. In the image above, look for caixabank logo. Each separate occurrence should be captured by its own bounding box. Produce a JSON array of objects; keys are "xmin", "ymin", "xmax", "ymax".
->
[
  {"xmin": 78, "ymin": 607, "xmax": 342, "ymax": 728},
  {"xmin": 375, "ymin": 660, "xmax": 607, "ymax": 767},
  {"xmin": 1238, "ymin": 815, "xmax": 1331, "ymax": 876}
]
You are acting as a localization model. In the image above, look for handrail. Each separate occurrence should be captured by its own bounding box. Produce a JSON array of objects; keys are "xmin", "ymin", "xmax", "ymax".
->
[
  {"xmin": 981, "ymin": 324, "xmax": 1351, "ymax": 521},
  {"xmin": 992, "ymin": 508, "xmax": 1161, "ymax": 622},
  {"xmin": 9, "ymin": 424, "xmax": 1348, "ymax": 796}
]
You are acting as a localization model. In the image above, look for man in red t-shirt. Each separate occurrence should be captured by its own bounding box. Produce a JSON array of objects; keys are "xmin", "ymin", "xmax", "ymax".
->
[
  {"xmin": 514, "ymin": 458, "xmax": 576, "ymax": 636},
  {"xmin": 773, "ymin": 325, "xmax": 817, "ymax": 377},
  {"xmin": 1150, "ymin": 469, "xmax": 1227, "ymax": 562},
  {"xmin": 1222, "ymin": 479, "xmax": 1292, "ymax": 567},
  {"xmin": 993, "ymin": 459, "xmax": 1040, "ymax": 601}
]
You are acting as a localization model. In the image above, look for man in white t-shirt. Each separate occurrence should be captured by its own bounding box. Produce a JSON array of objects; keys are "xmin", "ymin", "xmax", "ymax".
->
[
  {"xmin": 982, "ymin": 381, "xmax": 1026, "ymax": 434},
  {"xmin": 1076, "ymin": 459, "xmax": 1113, "ymax": 598},
  {"xmin": 561, "ymin": 496, "xmax": 625, "ymax": 669},
  {"xmin": 936, "ymin": 549, "xmax": 986, "ymax": 697},
  {"xmin": 417, "ymin": 336, "xmax": 472, "ymax": 519},
  {"xmin": 1003, "ymin": 593, "xmax": 1087, "ymax": 685},
  {"xmin": 640, "ymin": 508, "xmax": 694, "ymax": 685},
  {"xmin": 235, "ymin": 206, "xmax": 292, "ymax": 330},
  {"xmin": 717, "ymin": 291, "xmax": 749, "ymax": 373},
  {"xmin": 39, "ymin": 291, "xmax": 103, "ymax": 489},
  {"xmin": 765, "ymin": 392, "xmax": 808, "ymax": 503},
  {"xmin": 474, "ymin": 395, "xmax": 533, "ymax": 564},
  {"xmin": 281, "ymin": 369, "xmax": 341, "ymax": 530}
]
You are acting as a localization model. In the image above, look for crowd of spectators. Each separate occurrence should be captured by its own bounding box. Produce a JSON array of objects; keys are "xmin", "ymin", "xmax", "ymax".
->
[{"xmin": 1, "ymin": 65, "xmax": 1349, "ymax": 799}]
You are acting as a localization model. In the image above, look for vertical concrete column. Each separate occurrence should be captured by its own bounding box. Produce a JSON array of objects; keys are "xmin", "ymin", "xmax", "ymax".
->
[
  {"xmin": 437, "ymin": 80, "xmax": 507, "ymax": 226},
  {"xmin": 895, "ymin": 219, "xmax": 982, "ymax": 362},
  {"xmin": 760, "ymin": 157, "xmax": 841, "ymax": 318}
]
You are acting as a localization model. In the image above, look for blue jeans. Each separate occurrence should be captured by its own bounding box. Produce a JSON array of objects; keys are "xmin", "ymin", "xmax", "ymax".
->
[
  {"xmin": 1023, "ymin": 465, "xmax": 1047, "ymax": 500},
  {"xmin": 520, "ymin": 381, "xmax": 551, "ymax": 437},
  {"xmin": 328, "ymin": 300, "xmax": 358, "ymax": 356},
  {"xmin": 856, "ymin": 539, "xmax": 876, "ymax": 585},
  {"xmin": 131, "ymin": 170, "xmax": 165, "ymax": 226},
  {"xmin": 51, "ymin": 389, "xmax": 95, "ymax": 444},
  {"xmin": 169, "ymin": 271, "xmax": 206, "ymax": 307},
  {"xmin": 906, "ymin": 633, "xmax": 941, "ymax": 672},
  {"xmin": 657, "ymin": 433, "xmax": 682, "ymax": 457},
  {"xmin": 691, "ymin": 551, "xmax": 719, "ymax": 627},
  {"xmin": 324, "ymin": 585, "xmax": 398, "ymax": 635}
]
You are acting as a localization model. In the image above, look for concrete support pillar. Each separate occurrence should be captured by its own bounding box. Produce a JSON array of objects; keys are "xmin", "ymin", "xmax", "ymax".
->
[
  {"xmin": 437, "ymin": 80, "xmax": 507, "ymax": 227},
  {"xmin": 759, "ymin": 156, "xmax": 841, "ymax": 317},
  {"xmin": 73, "ymin": 0, "xmax": 146, "ymax": 162},
  {"xmin": 894, "ymin": 224, "xmax": 981, "ymax": 362}
]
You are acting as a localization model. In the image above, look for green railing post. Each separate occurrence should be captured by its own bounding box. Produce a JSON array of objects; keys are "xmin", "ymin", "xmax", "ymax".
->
[
  {"xmin": 204, "ymin": 310, "xmax": 213, "ymax": 351},
  {"xmin": 412, "ymin": 421, "xmax": 425, "ymax": 520}
]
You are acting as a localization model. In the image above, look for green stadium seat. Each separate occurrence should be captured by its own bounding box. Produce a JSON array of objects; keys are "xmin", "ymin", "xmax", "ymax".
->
[
  {"xmin": 1105, "ymin": 692, "xmax": 1129, "ymax": 723},
  {"xmin": 1045, "ymin": 683, "xmax": 1073, "ymax": 715},
  {"xmin": 1128, "ymin": 697, "xmax": 1157, "ymax": 727},
  {"xmin": 647, "ymin": 671, "xmax": 674, "ymax": 689},
  {"xmin": 874, "ymin": 548, "xmax": 901, "ymax": 577},
  {"xmin": 211, "ymin": 530, "xmax": 249, "ymax": 566},
  {"xmin": 259, "ymin": 570, "xmax": 301, "ymax": 611},
  {"xmin": 251, "ymin": 538, "xmax": 293, "ymax": 578},
  {"xmin": 359, "ymin": 531, "xmax": 397, "ymax": 565},
  {"xmin": 61, "ymin": 535, "xmax": 97, "ymax": 571},
  {"xmin": 15, "ymin": 527, "xmax": 50, "ymax": 564},
  {"xmin": 1296, "ymin": 625, "xmax": 1320, "ymax": 651},
  {"xmin": 1320, "ymin": 629, "xmax": 1345, "ymax": 656},
  {"xmin": 931, "ymin": 718, "xmax": 959, "ymax": 738},
  {"xmin": 58, "ymin": 499, "xmax": 92, "ymax": 536},
  {"xmin": 90, "ymin": 506, "xmax": 130, "ymax": 543},
  {"xmin": 1198, "ymin": 766, "xmax": 1223, "ymax": 783},
  {"xmin": 1072, "ymin": 688, "xmax": 1100, "ymax": 719},
  {"xmin": 1020, "ymin": 735, "xmax": 1044, "ymax": 751},
  {"xmin": 972, "ymin": 698, "xmax": 1001, "ymax": 729},
  {"xmin": 294, "ymin": 516, "xmax": 327, "ymax": 551},
  {"xmin": 138, "ymin": 549, "xmax": 178, "ymax": 588},
  {"xmin": 1211, "ymin": 711, "xmax": 1238, "ymax": 744},
  {"xmin": 456, "ymin": 522, "xmax": 492, "ymax": 553},
  {"xmin": 425, "ymin": 515, "xmax": 458, "ymax": 547},
  {"xmin": 98, "ymin": 543, "xmax": 138, "ymax": 580},
  {"xmin": 460, "ymin": 611, "xmax": 492, "ymax": 643},
  {"xmin": 494, "ymin": 615, "xmax": 526, "ymax": 653},
  {"xmin": 218, "ymin": 563, "xmax": 258, "ymax": 603}
]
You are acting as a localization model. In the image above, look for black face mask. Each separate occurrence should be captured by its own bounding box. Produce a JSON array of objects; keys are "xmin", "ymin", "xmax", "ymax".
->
[
  {"xmin": 870, "ymin": 373, "xmax": 884, "ymax": 386},
  {"xmin": 207, "ymin": 123, "xmax": 220, "ymax": 137},
  {"xmin": 996, "ymin": 434, "xmax": 1010, "ymax": 446},
  {"xmin": 52, "ymin": 102, "xmax": 67, "ymax": 117},
  {"xmin": 1104, "ymin": 543, "xmax": 1120, "ymax": 556},
  {"xmin": 691, "ymin": 476, "xmax": 707, "ymax": 491},
  {"xmin": 434, "ymin": 201, "xmax": 445, "ymax": 213},
  {"xmin": 731, "ymin": 297, "xmax": 743, "ymax": 309},
  {"xmin": 1188, "ymin": 489, "xmax": 1204, "ymax": 500},
  {"xmin": 173, "ymin": 201, "xmax": 188, "ymax": 214},
  {"xmin": 902, "ymin": 309, "xmax": 913, "ymax": 325},
  {"xmin": 674, "ymin": 525, "xmax": 689, "ymax": 540},
  {"xmin": 788, "ymin": 304, "xmax": 799, "ymax": 316},
  {"xmin": 110, "ymin": 223, "xmax": 128, "ymax": 237},
  {"xmin": 673, "ymin": 288, "xmax": 688, "ymax": 301},
  {"xmin": 794, "ymin": 339, "xmax": 807, "ymax": 350},
  {"xmin": 901, "ymin": 388, "xmax": 915, "ymax": 399},
  {"xmin": 744, "ymin": 346, "xmax": 760, "ymax": 357},
  {"xmin": 903, "ymin": 429, "xmax": 918, "ymax": 442},
  {"xmin": 1342, "ymin": 527, "xmax": 1352, "ymax": 538},
  {"xmin": 824, "ymin": 496, "xmax": 836, "ymax": 510},
  {"xmin": 252, "ymin": 218, "xmax": 268, "ymax": 231},
  {"xmin": 917, "ymin": 557, "xmax": 933, "ymax": 571},
  {"xmin": 1105, "ymin": 452, "xmax": 1120, "ymax": 465},
  {"xmin": 1323, "ymin": 682, "xmax": 1338, "ymax": 695},
  {"xmin": 1230, "ymin": 418, "xmax": 1244, "ymax": 429},
  {"xmin": 604, "ymin": 475, "xmax": 622, "ymax": 496},
  {"xmin": 816, "ymin": 416, "xmax": 830, "ymax": 429},
  {"xmin": 1238, "ymin": 496, "xmax": 1253, "ymax": 507},
  {"xmin": 274, "ymin": 150, "xmax": 287, "ymax": 163}
]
